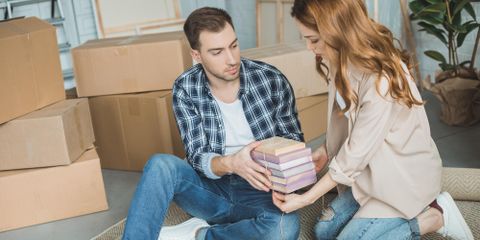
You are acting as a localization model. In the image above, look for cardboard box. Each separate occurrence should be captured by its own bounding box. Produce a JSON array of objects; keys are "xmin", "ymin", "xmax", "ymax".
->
[
  {"xmin": 89, "ymin": 90, "xmax": 185, "ymax": 171},
  {"xmin": 72, "ymin": 31, "xmax": 192, "ymax": 97},
  {"xmin": 241, "ymin": 42, "xmax": 328, "ymax": 98},
  {"xmin": 296, "ymin": 94, "xmax": 328, "ymax": 142},
  {"xmin": 0, "ymin": 148, "xmax": 109, "ymax": 232},
  {"xmin": 0, "ymin": 99, "xmax": 95, "ymax": 170},
  {"xmin": 0, "ymin": 17, "xmax": 65, "ymax": 124}
]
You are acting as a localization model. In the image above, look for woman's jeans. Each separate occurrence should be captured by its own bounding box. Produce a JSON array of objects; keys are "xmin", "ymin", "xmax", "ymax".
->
[{"xmin": 315, "ymin": 188, "xmax": 421, "ymax": 240}]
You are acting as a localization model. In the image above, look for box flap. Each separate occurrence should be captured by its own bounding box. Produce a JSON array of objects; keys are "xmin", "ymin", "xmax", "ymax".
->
[
  {"xmin": 74, "ymin": 31, "xmax": 186, "ymax": 50},
  {"xmin": 17, "ymin": 99, "xmax": 86, "ymax": 119},
  {"xmin": 0, "ymin": 17, "xmax": 53, "ymax": 39}
]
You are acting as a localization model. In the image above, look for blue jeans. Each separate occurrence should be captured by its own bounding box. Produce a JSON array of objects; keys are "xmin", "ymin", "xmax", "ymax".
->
[
  {"xmin": 123, "ymin": 154, "xmax": 300, "ymax": 240},
  {"xmin": 315, "ymin": 188, "xmax": 421, "ymax": 240}
]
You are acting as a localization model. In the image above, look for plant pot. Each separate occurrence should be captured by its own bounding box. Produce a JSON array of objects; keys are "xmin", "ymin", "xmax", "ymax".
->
[
  {"xmin": 429, "ymin": 77, "xmax": 480, "ymax": 126},
  {"xmin": 473, "ymin": 89, "xmax": 480, "ymax": 122}
]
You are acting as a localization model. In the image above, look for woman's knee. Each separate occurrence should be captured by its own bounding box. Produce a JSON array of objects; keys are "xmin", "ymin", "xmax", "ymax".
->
[{"xmin": 314, "ymin": 207, "xmax": 339, "ymax": 240}]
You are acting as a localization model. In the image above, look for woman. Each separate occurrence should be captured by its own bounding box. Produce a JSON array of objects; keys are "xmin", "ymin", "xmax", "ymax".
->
[{"xmin": 272, "ymin": 0, "xmax": 474, "ymax": 239}]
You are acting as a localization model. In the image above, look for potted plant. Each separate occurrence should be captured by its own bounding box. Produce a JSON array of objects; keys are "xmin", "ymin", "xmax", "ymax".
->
[{"xmin": 410, "ymin": 0, "xmax": 480, "ymax": 126}]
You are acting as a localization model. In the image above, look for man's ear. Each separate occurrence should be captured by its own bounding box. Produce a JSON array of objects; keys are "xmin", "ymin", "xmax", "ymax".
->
[{"xmin": 191, "ymin": 49, "xmax": 202, "ymax": 64}]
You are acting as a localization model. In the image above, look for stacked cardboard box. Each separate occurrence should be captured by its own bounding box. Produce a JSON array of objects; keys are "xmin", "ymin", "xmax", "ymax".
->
[
  {"xmin": 0, "ymin": 148, "xmax": 108, "ymax": 232},
  {"xmin": 88, "ymin": 91, "xmax": 185, "ymax": 171},
  {"xmin": 71, "ymin": 31, "xmax": 191, "ymax": 171},
  {"xmin": 0, "ymin": 17, "xmax": 65, "ymax": 124},
  {"xmin": 72, "ymin": 31, "xmax": 192, "ymax": 97},
  {"xmin": 241, "ymin": 41, "xmax": 328, "ymax": 99},
  {"xmin": 0, "ymin": 17, "xmax": 108, "ymax": 232},
  {"xmin": 252, "ymin": 137, "xmax": 317, "ymax": 193},
  {"xmin": 242, "ymin": 42, "xmax": 329, "ymax": 142},
  {"xmin": 0, "ymin": 99, "xmax": 95, "ymax": 170},
  {"xmin": 296, "ymin": 94, "xmax": 328, "ymax": 142}
]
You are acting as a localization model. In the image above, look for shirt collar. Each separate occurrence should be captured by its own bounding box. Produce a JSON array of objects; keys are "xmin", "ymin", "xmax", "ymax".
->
[{"xmin": 200, "ymin": 58, "xmax": 251, "ymax": 99}]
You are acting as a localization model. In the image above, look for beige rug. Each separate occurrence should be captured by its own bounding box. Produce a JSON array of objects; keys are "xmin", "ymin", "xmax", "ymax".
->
[
  {"xmin": 91, "ymin": 199, "xmax": 479, "ymax": 240},
  {"xmin": 92, "ymin": 167, "xmax": 480, "ymax": 240}
]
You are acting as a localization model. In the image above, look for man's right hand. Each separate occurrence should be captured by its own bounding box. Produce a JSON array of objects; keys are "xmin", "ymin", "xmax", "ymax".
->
[{"xmin": 223, "ymin": 141, "xmax": 272, "ymax": 192}]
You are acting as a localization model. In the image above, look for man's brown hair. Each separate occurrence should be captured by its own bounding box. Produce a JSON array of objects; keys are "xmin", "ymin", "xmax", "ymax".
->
[{"xmin": 183, "ymin": 7, "xmax": 234, "ymax": 50}]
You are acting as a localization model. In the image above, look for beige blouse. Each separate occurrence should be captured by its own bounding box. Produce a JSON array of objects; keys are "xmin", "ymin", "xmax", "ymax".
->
[{"xmin": 326, "ymin": 64, "xmax": 442, "ymax": 219}]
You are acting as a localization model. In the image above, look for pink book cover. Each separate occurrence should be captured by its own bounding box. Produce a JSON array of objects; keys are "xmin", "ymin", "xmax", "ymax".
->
[
  {"xmin": 272, "ymin": 174, "xmax": 317, "ymax": 193},
  {"xmin": 254, "ymin": 155, "xmax": 312, "ymax": 171},
  {"xmin": 269, "ymin": 169, "xmax": 316, "ymax": 185},
  {"xmin": 251, "ymin": 148, "xmax": 312, "ymax": 164},
  {"xmin": 270, "ymin": 162, "xmax": 315, "ymax": 178}
]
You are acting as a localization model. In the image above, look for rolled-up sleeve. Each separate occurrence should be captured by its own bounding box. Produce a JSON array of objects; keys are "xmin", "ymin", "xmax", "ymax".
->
[{"xmin": 329, "ymin": 78, "xmax": 398, "ymax": 186}]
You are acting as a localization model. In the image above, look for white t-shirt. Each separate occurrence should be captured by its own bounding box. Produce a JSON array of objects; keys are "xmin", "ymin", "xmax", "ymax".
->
[{"xmin": 214, "ymin": 97, "xmax": 255, "ymax": 155}]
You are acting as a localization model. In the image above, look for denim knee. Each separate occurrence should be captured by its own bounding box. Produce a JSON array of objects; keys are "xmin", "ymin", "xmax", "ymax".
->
[
  {"xmin": 314, "ymin": 208, "xmax": 339, "ymax": 240},
  {"xmin": 143, "ymin": 153, "xmax": 185, "ymax": 177},
  {"xmin": 314, "ymin": 189, "xmax": 360, "ymax": 240},
  {"xmin": 262, "ymin": 211, "xmax": 300, "ymax": 240}
]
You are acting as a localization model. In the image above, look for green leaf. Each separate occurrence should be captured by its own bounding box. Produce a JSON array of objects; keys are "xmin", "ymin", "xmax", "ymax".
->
[
  {"xmin": 425, "ymin": 50, "xmax": 447, "ymax": 63},
  {"xmin": 457, "ymin": 22, "xmax": 480, "ymax": 47},
  {"xmin": 460, "ymin": 60, "xmax": 471, "ymax": 67},
  {"xmin": 420, "ymin": 2, "xmax": 446, "ymax": 14},
  {"xmin": 421, "ymin": 14, "xmax": 445, "ymax": 24},
  {"xmin": 425, "ymin": 0, "xmax": 443, "ymax": 3},
  {"xmin": 453, "ymin": 0, "xmax": 470, "ymax": 18},
  {"xmin": 419, "ymin": 22, "xmax": 448, "ymax": 44},
  {"xmin": 439, "ymin": 63, "xmax": 455, "ymax": 71},
  {"xmin": 409, "ymin": 0, "xmax": 429, "ymax": 14},
  {"xmin": 444, "ymin": 20, "xmax": 471, "ymax": 33},
  {"xmin": 418, "ymin": 21, "xmax": 446, "ymax": 34},
  {"xmin": 465, "ymin": 3, "xmax": 476, "ymax": 20},
  {"xmin": 410, "ymin": 13, "xmax": 418, "ymax": 21},
  {"xmin": 452, "ymin": 11, "xmax": 462, "ymax": 26}
]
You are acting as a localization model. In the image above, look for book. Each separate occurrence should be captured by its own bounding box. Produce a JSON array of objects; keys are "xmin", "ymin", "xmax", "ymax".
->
[
  {"xmin": 272, "ymin": 173, "xmax": 317, "ymax": 193},
  {"xmin": 269, "ymin": 169, "xmax": 316, "ymax": 185},
  {"xmin": 270, "ymin": 162, "xmax": 315, "ymax": 178},
  {"xmin": 254, "ymin": 136, "xmax": 305, "ymax": 156},
  {"xmin": 255, "ymin": 155, "xmax": 312, "ymax": 171},
  {"xmin": 251, "ymin": 147, "xmax": 312, "ymax": 164}
]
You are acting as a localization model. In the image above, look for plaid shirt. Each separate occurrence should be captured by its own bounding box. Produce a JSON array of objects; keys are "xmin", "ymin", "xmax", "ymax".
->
[{"xmin": 172, "ymin": 58, "xmax": 304, "ymax": 179}]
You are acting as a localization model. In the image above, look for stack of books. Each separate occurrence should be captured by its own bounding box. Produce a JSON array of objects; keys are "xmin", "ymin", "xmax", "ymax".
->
[{"xmin": 252, "ymin": 136, "xmax": 317, "ymax": 193}]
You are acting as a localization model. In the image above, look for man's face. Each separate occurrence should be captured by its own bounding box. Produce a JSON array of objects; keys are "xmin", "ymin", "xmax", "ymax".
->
[{"xmin": 191, "ymin": 23, "xmax": 241, "ymax": 83}]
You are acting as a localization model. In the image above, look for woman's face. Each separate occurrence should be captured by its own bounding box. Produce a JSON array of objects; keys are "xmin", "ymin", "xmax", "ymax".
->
[{"xmin": 294, "ymin": 18, "xmax": 328, "ymax": 61}]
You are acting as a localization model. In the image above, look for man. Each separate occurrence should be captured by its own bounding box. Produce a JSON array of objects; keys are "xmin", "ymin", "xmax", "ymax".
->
[{"xmin": 123, "ymin": 7, "xmax": 306, "ymax": 240}]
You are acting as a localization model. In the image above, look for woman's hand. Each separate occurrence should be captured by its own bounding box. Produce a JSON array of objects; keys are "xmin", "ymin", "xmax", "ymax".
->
[
  {"xmin": 272, "ymin": 191, "xmax": 313, "ymax": 213},
  {"xmin": 312, "ymin": 144, "xmax": 329, "ymax": 173}
]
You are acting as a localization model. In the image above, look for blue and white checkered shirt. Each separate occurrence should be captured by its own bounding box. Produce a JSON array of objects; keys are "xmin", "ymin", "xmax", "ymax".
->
[{"xmin": 172, "ymin": 58, "xmax": 304, "ymax": 179}]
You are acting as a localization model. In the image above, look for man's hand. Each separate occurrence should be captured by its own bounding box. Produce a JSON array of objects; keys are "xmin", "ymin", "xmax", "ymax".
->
[
  {"xmin": 224, "ymin": 141, "xmax": 272, "ymax": 192},
  {"xmin": 312, "ymin": 144, "xmax": 329, "ymax": 173}
]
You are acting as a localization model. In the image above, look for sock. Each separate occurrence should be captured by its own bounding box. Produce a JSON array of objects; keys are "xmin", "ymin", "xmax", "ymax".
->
[{"xmin": 429, "ymin": 199, "xmax": 443, "ymax": 214}]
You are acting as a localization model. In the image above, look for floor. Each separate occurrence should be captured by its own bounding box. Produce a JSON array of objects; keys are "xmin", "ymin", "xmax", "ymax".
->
[{"xmin": 0, "ymin": 92, "xmax": 479, "ymax": 240}]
